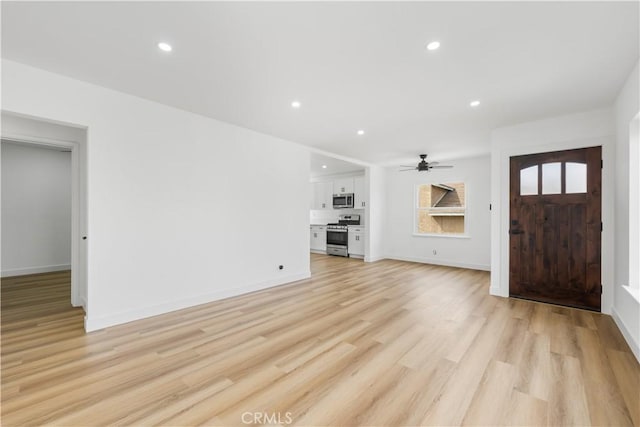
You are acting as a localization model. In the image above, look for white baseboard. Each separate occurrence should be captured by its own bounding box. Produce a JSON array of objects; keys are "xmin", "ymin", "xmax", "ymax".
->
[
  {"xmin": 84, "ymin": 271, "xmax": 311, "ymax": 332},
  {"xmin": 364, "ymin": 255, "xmax": 385, "ymax": 262},
  {"xmin": 75, "ymin": 296, "xmax": 87, "ymax": 311},
  {"xmin": 385, "ymin": 254, "xmax": 490, "ymax": 272},
  {"xmin": 1, "ymin": 264, "xmax": 71, "ymax": 278},
  {"xmin": 489, "ymin": 286, "xmax": 507, "ymax": 297},
  {"xmin": 611, "ymin": 306, "xmax": 640, "ymax": 363}
]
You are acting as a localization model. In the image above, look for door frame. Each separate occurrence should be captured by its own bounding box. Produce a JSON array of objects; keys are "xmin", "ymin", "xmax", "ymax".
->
[
  {"xmin": 1, "ymin": 128, "xmax": 88, "ymax": 312},
  {"xmin": 491, "ymin": 136, "xmax": 614, "ymax": 315}
]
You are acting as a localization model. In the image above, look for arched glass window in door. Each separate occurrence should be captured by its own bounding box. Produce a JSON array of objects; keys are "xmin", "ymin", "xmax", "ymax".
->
[
  {"xmin": 520, "ymin": 165, "xmax": 538, "ymax": 195},
  {"xmin": 566, "ymin": 162, "xmax": 587, "ymax": 193},
  {"xmin": 542, "ymin": 162, "xmax": 562, "ymax": 194},
  {"xmin": 520, "ymin": 161, "xmax": 588, "ymax": 195}
]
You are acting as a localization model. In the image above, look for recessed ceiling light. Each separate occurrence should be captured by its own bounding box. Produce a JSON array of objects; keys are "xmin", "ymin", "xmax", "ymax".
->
[
  {"xmin": 291, "ymin": 100, "xmax": 301, "ymax": 109},
  {"xmin": 157, "ymin": 42, "xmax": 172, "ymax": 52},
  {"xmin": 426, "ymin": 41, "xmax": 440, "ymax": 51},
  {"xmin": 357, "ymin": 130, "xmax": 365, "ymax": 136},
  {"xmin": 322, "ymin": 165, "xmax": 327, "ymax": 169},
  {"xmin": 470, "ymin": 100, "xmax": 481, "ymax": 107}
]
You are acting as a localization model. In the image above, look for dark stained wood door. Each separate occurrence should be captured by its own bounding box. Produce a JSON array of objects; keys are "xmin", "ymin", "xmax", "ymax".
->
[{"xmin": 509, "ymin": 147, "xmax": 602, "ymax": 311}]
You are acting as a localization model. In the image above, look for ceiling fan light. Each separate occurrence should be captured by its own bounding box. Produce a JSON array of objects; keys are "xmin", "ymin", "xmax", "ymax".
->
[{"xmin": 398, "ymin": 154, "xmax": 454, "ymax": 172}]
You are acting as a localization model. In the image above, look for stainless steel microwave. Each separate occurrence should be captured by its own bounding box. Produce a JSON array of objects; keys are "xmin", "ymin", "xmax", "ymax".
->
[{"xmin": 332, "ymin": 193, "xmax": 354, "ymax": 209}]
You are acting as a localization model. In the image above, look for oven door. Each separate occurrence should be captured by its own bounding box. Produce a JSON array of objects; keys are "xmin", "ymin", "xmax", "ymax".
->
[{"xmin": 326, "ymin": 229, "xmax": 348, "ymax": 246}]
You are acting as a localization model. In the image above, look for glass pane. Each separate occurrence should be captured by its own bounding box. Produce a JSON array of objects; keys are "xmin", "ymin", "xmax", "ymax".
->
[
  {"xmin": 542, "ymin": 162, "xmax": 561, "ymax": 194},
  {"xmin": 520, "ymin": 165, "xmax": 538, "ymax": 195},
  {"xmin": 566, "ymin": 162, "xmax": 587, "ymax": 193}
]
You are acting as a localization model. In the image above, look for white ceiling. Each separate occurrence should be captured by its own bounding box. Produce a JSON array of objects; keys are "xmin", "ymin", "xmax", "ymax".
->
[
  {"xmin": 310, "ymin": 152, "xmax": 364, "ymax": 178},
  {"xmin": 2, "ymin": 2, "xmax": 638, "ymax": 166}
]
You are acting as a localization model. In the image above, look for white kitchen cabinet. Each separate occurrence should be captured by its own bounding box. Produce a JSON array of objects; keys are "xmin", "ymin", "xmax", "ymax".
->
[
  {"xmin": 310, "ymin": 225, "xmax": 327, "ymax": 252},
  {"xmin": 311, "ymin": 182, "xmax": 333, "ymax": 210},
  {"xmin": 348, "ymin": 226, "xmax": 365, "ymax": 257},
  {"xmin": 333, "ymin": 178, "xmax": 354, "ymax": 195},
  {"xmin": 353, "ymin": 175, "xmax": 367, "ymax": 209}
]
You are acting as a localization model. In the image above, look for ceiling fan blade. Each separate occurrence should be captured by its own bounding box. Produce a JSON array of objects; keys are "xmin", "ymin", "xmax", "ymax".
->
[
  {"xmin": 399, "ymin": 168, "xmax": 416, "ymax": 172},
  {"xmin": 428, "ymin": 161, "xmax": 440, "ymax": 166},
  {"xmin": 399, "ymin": 165, "xmax": 416, "ymax": 168},
  {"xmin": 430, "ymin": 165, "xmax": 453, "ymax": 169}
]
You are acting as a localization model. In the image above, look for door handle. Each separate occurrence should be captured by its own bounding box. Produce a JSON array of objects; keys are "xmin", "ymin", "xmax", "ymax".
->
[{"xmin": 509, "ymin": 229, "xmax": 524, "ymax": 235}]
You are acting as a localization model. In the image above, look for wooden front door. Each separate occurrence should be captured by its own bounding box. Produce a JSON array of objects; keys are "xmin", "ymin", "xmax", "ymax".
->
[{"xmin": 509, "ymin": 147, "xmax": 602, "ymax": 311}]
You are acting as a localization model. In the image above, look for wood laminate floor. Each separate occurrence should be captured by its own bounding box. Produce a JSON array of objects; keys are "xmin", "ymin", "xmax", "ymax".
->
[{"xmin": 1, "ymin": 255, "xmax": 639, "ymax": 426}]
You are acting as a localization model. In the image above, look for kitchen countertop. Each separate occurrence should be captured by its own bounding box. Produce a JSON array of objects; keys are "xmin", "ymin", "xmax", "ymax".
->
[{"xmin": 310, "ymin": 224, "xmax": 366, "ymax": 227}]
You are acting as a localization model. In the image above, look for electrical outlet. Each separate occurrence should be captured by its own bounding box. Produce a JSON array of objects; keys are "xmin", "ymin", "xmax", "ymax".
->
[{"xmin": 433, "ymin": 250, "xmax": 437, "ymax": 255}]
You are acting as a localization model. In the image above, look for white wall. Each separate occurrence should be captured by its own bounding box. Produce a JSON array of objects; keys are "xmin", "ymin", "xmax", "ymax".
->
[
  {"xmin": 490, "ymin": 108, "xmax": 616, "ymax": 317},
  {"xmin": 384, "ymin": 155, "xmax": 491, "ymax": 270},
  {"xmin": 629, "ymin": 115, "xmax": 640, "ymax": 291},
  {"xmin": 365, "ymin": 165, "xmax": 386, "ymax": 262},
  {"xmin": 1, "ymin": 143, "xmax": 71, "ymax": 276},
  {"xmin": 2, "ymin": 59, "xmax": 311, "ymax": 331},
  {"xmin": 613, "ymin": 60, "xmax": 640, "ymax": 361}
]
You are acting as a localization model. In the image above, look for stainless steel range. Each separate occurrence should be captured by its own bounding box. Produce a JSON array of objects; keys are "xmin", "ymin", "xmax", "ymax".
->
[{"xmin": 326, "ymin": 214, "xmax": 360, "ymax": 257}]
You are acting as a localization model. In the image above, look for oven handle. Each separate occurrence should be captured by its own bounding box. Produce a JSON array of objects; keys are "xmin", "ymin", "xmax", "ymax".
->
[{"xmin": 327, "ymin": 229, "xmax": 348, "ymax": 233}]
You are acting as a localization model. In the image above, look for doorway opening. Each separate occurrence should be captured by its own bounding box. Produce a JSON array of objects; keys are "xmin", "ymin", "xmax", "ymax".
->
[
  {"xmin": 1, "ymin": 112, "xmax": 88, "ymax": 328},
  {"xmin": 509, "ymin": 146, "xmax": 602, "ymax": 311},
  {"xmin": 309, "ymin": 152, "xmax": 367, "ymax": 269}
]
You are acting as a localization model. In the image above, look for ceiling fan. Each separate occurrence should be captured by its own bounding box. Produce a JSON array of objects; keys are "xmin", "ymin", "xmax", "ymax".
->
[{"xmin": 400, "ymin": 154, "xmax": 453, "ymax": 172}]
